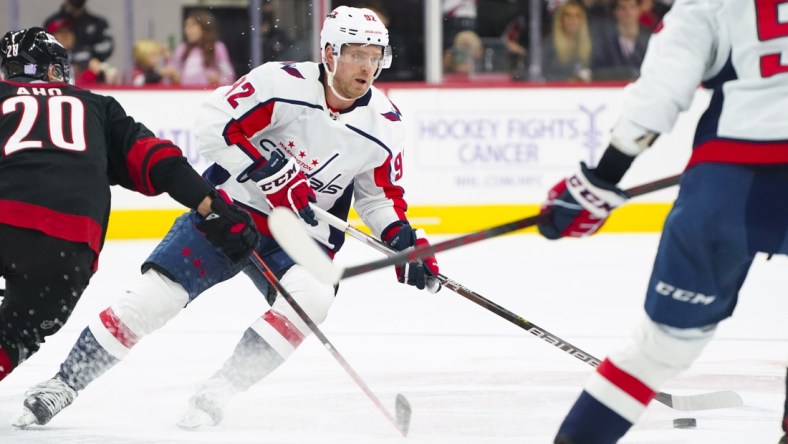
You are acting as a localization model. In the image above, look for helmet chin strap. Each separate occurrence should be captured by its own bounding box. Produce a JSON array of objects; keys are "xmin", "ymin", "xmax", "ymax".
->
[{"xmin": 323, "ymin": 58, "xmax": 366, "ymax": 102}]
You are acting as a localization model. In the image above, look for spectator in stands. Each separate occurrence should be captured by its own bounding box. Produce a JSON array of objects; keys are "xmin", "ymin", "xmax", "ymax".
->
[
  {"xmin": 48, "ymin": 18, "xmax": 119, "ymax": 86},
  {"xmin": 638, "ymin": 0, "xmax": 660, "ymax": 31},
  {"xmin": 443, "ymin": 0, "xmax": 478, "ymax": 50},
  {"xmin": 443, "ymin": 30, "xmax": 484, "ymax": 77},
  {"xmin": 44, "ymin": 0, "xmax": 114, "ymax": 72},
  {"xmin": 577, "ymin": 0, "xmax": 615, "ymax": 39},
  {"xmin": 499, "ymin": 3, "xmax": 552, "ymax": 78},
  {"xmin": 541, "ymin": 1, "xmax": 592, "ymax": 82},
  {"xmin": 591, "ymin": 0, "xmax": 652, "ymax": 81},
  {"xmin": 168, "ymin": 10, "xmax": 235, "ymax": 87},
  {"xmin": 131, "ymin": 39, "xmax": 177, "ymax": 87}
]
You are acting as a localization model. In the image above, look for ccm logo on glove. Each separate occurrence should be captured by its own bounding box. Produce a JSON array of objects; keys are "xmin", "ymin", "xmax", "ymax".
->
[
  {"xmin": 240, "ymin": 151, "xmax": 318, "ymax": 226},
  {"xmin": 258, "ymin": 162, "xmax": 298, "ymax": 193},
  {"xmin": 568, "ymin": 174, "xmax": 618, "ymax": 214}
]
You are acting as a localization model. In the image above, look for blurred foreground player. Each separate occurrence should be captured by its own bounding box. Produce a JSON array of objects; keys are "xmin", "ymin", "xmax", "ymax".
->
[
  {"xmin": 14, "ymin": 7, "xmax": 440, "ymax": 429},
  {"xmin": 0, "ymin": 26, "xmax": 257, "ymax": 422},
  {"xmin": 536, "ymin": 1, "xmax": 788, "ymax": 442}
]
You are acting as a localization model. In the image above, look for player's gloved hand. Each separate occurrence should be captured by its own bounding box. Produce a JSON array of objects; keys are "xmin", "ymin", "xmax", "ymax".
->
[
  {"xmin": 244, "ymin": 151, "xmax": 318, "ymax": 226},
  {"xmin": 197, "ymin": 189, "xmax": 260, "ymax": 262},
  {"xmin": 538, "ymin": 162, "xmax": 628, "ymax": 239},
  {"xmin": 382, "ymin": 221, "xmax": 441, "ymax": 293}
]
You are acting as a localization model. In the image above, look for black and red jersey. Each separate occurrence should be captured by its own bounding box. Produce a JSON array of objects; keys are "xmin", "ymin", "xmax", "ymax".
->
[{"xmin": 0, "ymin": 80, "xmax": 211, "ymax": 259}]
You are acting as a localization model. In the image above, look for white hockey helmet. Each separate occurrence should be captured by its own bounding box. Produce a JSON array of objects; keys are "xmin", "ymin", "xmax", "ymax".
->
[{"xmin": 320, "ymin": 6, "xmax": 392, "ymax": 77}]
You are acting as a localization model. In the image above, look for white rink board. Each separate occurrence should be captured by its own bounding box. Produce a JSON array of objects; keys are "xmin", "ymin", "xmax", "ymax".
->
[{"xmin": 104, "ymin": 86, "xmax": 711, "ymax": 209}]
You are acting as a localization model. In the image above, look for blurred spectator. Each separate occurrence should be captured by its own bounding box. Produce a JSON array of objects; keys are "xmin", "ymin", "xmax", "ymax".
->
[
  {"xmin": 168, "ymin": 10, "xmax": 235, "ymax": 87},
  {"xmin": 44, "ymin": 0, "xmax": 114, "ymax": 71},
  {"xmin": 591, "ymin": 0, "xmax": 651, "ymax": 80},
  {"xmin": 541, "ymin": 1, "xmax": 592, "ymax": 82},
  {"xmin": 577, "ymin": 0, "xmax": 614, "ymax": 35},
  {"xmin": 48, "ymin": 18, "xmax": 118, "ymax": 86},
  {"xmin": 500, "ymin": 2, "xmax": 552, "ymax": 77},
  {"xmin": 443, "ymin": 0, "xmax": 478, "ymax": 50},
  {"xmin": 259, "ymin": 2, "xmax": 293, "ymax": 63},
  {"xmin": 443, "ymin": 30, "xmax": 484, "ymax": 77},
  {"xmin": 638, "ymin": 0, "xmax": 660, "ymax": 31},
  {"xmin": 362, "ymin": 1, "xmax": 412, "ymax": 81},
  {"xmin": 131, "ymin": 39, "xmax": 177, "ymax": 87}
]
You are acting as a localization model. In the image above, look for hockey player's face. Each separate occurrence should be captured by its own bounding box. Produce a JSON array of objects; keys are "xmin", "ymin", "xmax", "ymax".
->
[{"xmin": 333, "ymin": 44, "xmax": 382, "ymax": 97}]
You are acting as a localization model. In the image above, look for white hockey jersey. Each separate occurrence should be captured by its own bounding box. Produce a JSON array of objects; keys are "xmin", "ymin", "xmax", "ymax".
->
[
  {"xmin": 194, "ymin": 61, "xmax": 409, "ymax": 252},
  {"xmin": 618, "ymin": 0, "xmax": 788, "ymax": 167}
]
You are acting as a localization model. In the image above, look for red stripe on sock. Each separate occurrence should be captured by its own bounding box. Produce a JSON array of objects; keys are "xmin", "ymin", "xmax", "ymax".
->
[
  {"xmin": 263, "ymin": 310, "xmax": 305, "ymax": 347},
  {"xmin": 597, "ymin": 358, "xmax": 656, "ymax": 406},
  {"xmin": 0, "ymin": 346, "xmax": 13, "ymax": 381},
  {"xmin": 99, "ymin": 307, "xmax": 140, "ymax": 349}
]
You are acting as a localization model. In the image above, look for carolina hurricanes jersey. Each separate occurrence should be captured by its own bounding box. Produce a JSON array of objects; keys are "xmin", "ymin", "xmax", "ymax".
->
[
  {"xmin": 0, "ymin": 80, "xmax": 209, "ymax": 258},
  {"xmin": 618, "ymin": 0, "xmax": 788, "ymax": 167},
  {"xmin": 194, "ymin": 61, "xmax": 409, "ymax": 252}
]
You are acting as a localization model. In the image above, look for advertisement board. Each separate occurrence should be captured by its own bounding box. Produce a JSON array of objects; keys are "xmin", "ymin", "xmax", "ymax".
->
[{"xmin": 103, "ymin": 86, "xmax": 711, "ymax": 238}]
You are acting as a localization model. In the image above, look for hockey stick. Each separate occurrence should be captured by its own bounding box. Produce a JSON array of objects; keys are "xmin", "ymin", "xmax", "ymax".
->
[
  {"xmin": 249, "ymin": 251, "xmax": 412, "ymax": 436},
  {"xmin": 270, "ymin": 174, "xmax": 683, "ymax": 285},
  {"xmin": 300, "ymin": 207, "xmax": 742, "ymax": 412}
]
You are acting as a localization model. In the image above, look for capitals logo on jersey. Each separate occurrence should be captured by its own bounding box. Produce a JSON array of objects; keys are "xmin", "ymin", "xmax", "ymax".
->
[
  {"xmin": 280, "ymin": 63, "xmax": 305, "ymax": 79},
  {"xmin": 381, "ymin": 101, "xmax": 402, "ymax": 122}
]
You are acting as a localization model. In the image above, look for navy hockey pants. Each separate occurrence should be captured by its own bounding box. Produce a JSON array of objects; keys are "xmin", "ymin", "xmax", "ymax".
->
[
  {"xmin": 143, "ymin": 210, "xmax": 294, "ymax": 305},
  {"xmin": 645, "ymin": 163, "xmax": 788, "ymax": 328}
]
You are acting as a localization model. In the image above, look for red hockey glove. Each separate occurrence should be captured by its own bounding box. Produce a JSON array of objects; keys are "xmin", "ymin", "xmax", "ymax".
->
[
  {"xmin": 196, "ymin": 190, "xmax": 260, "ymax": 262},
  {"xmin": 244, "ymin": 151, "xmax": 318, "ymax": 226},
  {"xmin": 382, "ymin": 221, "xmax": 441, "ymax": 293},
  {"xmin": 538, "ymin": 162, "xmax": 628, "ymax": 239}
]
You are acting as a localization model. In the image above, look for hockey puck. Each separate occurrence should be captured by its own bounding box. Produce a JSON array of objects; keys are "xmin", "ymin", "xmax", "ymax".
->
[{"xmin": 672, "ymin": 418, "xmax": 697, "ymax": 428}]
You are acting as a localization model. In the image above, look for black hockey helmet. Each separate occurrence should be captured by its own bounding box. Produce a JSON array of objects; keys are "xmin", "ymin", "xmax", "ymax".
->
[{"xmin": 0, "ymin": 27, "xmax": 72, "ymax": 83}]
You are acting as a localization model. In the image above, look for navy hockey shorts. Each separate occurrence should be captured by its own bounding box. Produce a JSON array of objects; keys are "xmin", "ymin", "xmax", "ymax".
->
[
  {"xmin": 645, "ymin": 163, "xmax": 788, "ymax": 328},
  {"xmin": 143, "ymin": 211, "xmax": 295, "ymax": 304}
]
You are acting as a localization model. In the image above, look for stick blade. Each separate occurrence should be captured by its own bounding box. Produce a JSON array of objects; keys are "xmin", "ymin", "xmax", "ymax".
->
[
  {"xmin": 268, "ymin": 208, "xmax": 343, "ymax": 284},
  {"xmin": 395, "ymin": 393, "xmax": 412, "ymax": 436},
  {"xmin": 656, "ymin": 390, "xmax": 743, "ymax": 411}
]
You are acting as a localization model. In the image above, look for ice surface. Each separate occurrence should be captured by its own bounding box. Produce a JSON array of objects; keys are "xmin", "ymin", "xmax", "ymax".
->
[{"xmin": 0, "ymin": 234, "xmax": 784, "ymax": 443}]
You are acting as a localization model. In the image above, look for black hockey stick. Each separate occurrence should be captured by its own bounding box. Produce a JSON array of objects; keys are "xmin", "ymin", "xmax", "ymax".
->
[
  {"xmin": 269, "ymin": 174, "xmax": 683, "ymax": 286},
  {"xmin": 249, "ymin": 251, "xmax": 412, "ymax": 436},
  {"xmin": 304, "ymin": 207, "xmax": 742, "ymax": 412}
]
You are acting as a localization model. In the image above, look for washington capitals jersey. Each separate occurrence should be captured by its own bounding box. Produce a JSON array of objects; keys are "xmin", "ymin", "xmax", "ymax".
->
[
  {"xmin": 618, "ymin": 0, "xmax": 788, "ymax": 167},
  {"xmin": 195, "ymin": 61, "xmax": 409, "ymax": 252},
  {"xmin": 0, "ymin": 80, "xmax": 201, "ymax": 257}
]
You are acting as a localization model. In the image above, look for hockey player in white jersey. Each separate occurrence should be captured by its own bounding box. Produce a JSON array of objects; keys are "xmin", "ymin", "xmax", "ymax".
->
[
  {"xmin": 14, "ymin": 6, "xmax": 440, "ymax": 429},
  {"xmin": 536, "ymin": 1, "xmax": 788, "ymax": 443}
]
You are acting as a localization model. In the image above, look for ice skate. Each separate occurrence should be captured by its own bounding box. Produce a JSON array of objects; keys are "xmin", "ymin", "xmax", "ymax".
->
[
  {"xmin": 176, "ymin": 375, "xmax": 240, "ymax": 430},
  {"xmin": 12, "ymin": 378, "xmax": 77, "ymax": 428}
]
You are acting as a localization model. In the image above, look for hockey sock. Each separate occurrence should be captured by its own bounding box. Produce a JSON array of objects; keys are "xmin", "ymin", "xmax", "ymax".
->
[
  {"xmin": 56, "ymin": 328, "xmax": 119, "ymax": 392},
  {"xmin": 554, "ymin": 390, "xmax": 633, "ymax": 444},
  {"xmin": 215, "ymin": 327, "xmax": 286, "ymax": 391}
]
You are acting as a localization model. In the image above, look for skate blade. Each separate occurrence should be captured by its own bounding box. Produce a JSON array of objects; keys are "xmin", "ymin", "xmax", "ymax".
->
[
  {"xmin": 11, "ymin": 408, "xmax": 37, "ymax": 429},
  {"xmin": 176, "ymin": 408, "xmax": 214, "ymax": 430}
]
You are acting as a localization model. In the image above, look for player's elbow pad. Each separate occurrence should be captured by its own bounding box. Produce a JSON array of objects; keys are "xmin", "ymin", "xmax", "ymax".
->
[{"xmin": 609, "ymin": 119, "xmax": 660, "ymax": 157}]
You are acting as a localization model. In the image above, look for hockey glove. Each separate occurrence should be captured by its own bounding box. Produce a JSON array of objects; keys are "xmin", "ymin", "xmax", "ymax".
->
[
  {"xmin": 197, "ymin": 190, "xmax": 260, "ymax": 262},
  {"xmin": 244, "ymin": 151, "xmax": 318, "ymax": 226},
  {"xmin": 382, "ymin": 221, "xmax": 441, "ymax": 293},
  {"xmin": 538, "ymin": 162, "xmax": 628, "ymax": 239}
]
